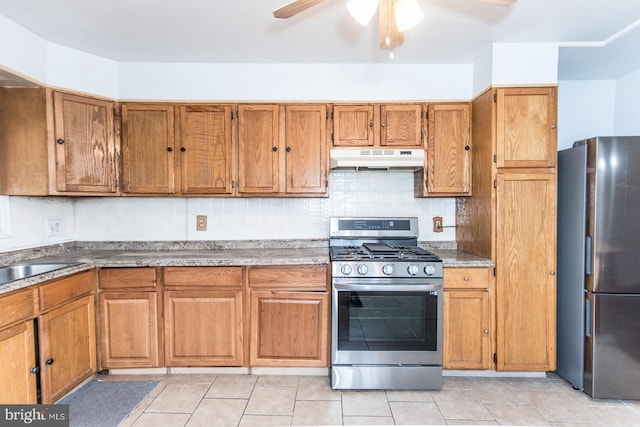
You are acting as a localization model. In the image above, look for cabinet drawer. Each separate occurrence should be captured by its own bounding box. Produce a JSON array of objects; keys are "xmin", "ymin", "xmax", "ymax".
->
[
  {"xmin": 444, "ymin": 268, "xmax": 490, "ymax": 290},
  {"xmin": 98, "ymin": 267, "xmax": 157, "ymax": 290},
  {"xmin": 249, "ymin": 265, "xmax": 328, "ymax": 290},
  {"xmin": 39, "ymin": 270, "xmax": 95, "ymax": 312},
  {"xmin": 164, "ymin": 267, "xmax": 243, "ymax": 288},
  {"xmin": 0, "ymin": 288, "xmax": 36, "ymax": 329}
]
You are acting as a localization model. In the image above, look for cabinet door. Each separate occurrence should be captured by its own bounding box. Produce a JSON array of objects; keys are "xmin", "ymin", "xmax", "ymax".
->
[
  {"xmin": 496, "ymin": 172, "xmax": 556, "ymax": 371},
  {"xmin": 425, "ymin": 103, "xmax": 471, "ymax": 195},
  {"xmin": 284, "ymin": 105, "xmax": 327, "ymax": 194},
  {"xmin": 122, "ymin": 104, "xmax": 175, "ymax": 194},
  {"xmin": 0, "ymin": 321, "xmax": 37, "ymax": 404},
  {"xmin": 381, "ymin": 104, "xmax": 423, "ymax": 147},
  {"xmin": 238, "ymin": 105, "xmax": 279, "ymax": 193},
  {"xmin": 443, "ymin": 290, "xmax": 491, "ymax": 370},
  {"xmin": 52, "ymin": 91, "xmax": 117, "ymax": 193},
  {"xmin": 250, "ymin": 290, "xmax": 329, "ymax": 367},
  {"xmin": 178, "ymin": 105, "xmax": 234, "ymax": 194},
  {"xmin": 99, "ymin": 292, "xmax": 160, "ymax": 368},
  {"xmin": 496, "ymin": 87, "xmax": 557, "ymax": 168},
  {"xmin": 164, "ymin": 291, "xmax": 243, "ymax": 366},
  {"xmin": 39, "ymin": 294, "xmax": 96, "ymax": 403},
  {"xmin": 332, "ymin": 105, "xmax": 375, "ymax": 147}
]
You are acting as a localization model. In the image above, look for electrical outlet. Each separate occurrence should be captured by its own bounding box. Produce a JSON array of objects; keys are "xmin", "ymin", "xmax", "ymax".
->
[
  {"xmin": 433, "ymin": 216, "xmax": 443, "ymax": 233},
  {"xmin": 46, "ymin": 218, "xmax": 62, "ymax": 237},
  {"xmin": 196, "ymin": 215, "xmax": 207, "ymax": 231}
]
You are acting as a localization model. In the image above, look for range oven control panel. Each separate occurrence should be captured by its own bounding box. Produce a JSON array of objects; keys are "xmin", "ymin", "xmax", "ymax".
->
[{"xmin": 332, "ymin": 261, "xmax": 443, "ymax": 279}]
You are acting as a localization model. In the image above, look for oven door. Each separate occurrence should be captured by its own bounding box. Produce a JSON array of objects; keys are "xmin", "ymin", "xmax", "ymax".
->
[{"xmin": 332, "ymin": 279, "xmax": 443, "ymax": 366}]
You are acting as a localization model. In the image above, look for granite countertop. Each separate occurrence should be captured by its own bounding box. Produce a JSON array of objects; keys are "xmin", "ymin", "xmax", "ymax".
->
[{"xmin": 0, "ymin": 240, "xmax": 493, "ymax": 294}]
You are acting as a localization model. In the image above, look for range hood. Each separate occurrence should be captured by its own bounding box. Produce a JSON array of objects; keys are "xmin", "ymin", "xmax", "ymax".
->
[{"xmin": 330, "ymin": 148, "xmax": 424, "ymax": 171}]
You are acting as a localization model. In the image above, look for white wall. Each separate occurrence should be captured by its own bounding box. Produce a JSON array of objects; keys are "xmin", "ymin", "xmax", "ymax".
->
[
  {"xmin": 0, "ymin": 196, "xmax": 76, "ymax": 252},
  {"xmin": 557, "ymin": 80, "xmax": 616, "ymax": 150},
  {"xmin": 74, "ymin": 172, "xmax": 456, "ymax": 243},
  {"xmin": 614, "ymin": 67, "xmax": 640, "ymax": 135}
]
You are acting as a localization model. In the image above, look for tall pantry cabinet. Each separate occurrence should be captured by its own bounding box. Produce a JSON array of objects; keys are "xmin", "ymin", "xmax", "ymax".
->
[{"xmin": 457, "ymin": 86, "xmax": 557, "ymax": 371}]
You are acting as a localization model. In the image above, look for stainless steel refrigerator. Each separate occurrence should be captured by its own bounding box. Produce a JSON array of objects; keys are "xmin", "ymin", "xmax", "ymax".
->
[{"xmin": 558, "ymin": 136, "xmax": 640, "ymax": 399}]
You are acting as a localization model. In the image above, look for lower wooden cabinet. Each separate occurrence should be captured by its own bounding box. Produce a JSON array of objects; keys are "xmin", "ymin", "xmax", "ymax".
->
[
  {"xmin": 164, "ymin": 290, "xmax": 243, "ymax": 366},
  {"xmin": 164, "ymin": 267, "xmax": 244, "ymax": 367},
  {"xmin": 0, "ymin": 320, "xmax": 37, "ymax": 403},
  {"xmin": 39, "ymin": 293, "xmax": 96, "ymax": 403},
  {"xmin": 248, "ymin": 265, "xmax": 330, "ymax": 367},
  {"xmin": 443, "ymin": 267, "xmax": 493, "ymax": 370},
  {"xmin": 99, "ymin": 292, "xmax": 161, "ymax": 368},
  {"xmin": 249, "ymin": 290, "xmax": 329, "ymax": 367},
  {"xmin": 98, "ymin": 268, "xmax": 161, "ymax": 369}
]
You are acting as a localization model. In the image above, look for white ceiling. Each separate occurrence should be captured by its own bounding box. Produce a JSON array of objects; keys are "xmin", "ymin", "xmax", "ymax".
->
[{"xmin": 1, "ymin": 0, "xmax": 640, "ymax": 79}]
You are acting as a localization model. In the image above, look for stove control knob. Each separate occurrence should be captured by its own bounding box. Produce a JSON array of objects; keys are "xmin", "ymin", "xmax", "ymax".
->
[
  {"xmin": 407, "ymin": 264, "xmax": 419, "ymax": 276},
  {"xmin": 382, "ymin": 264, "xmax": 394, "ymax": 275},
  {"xmin": 424, "ymin": 264, "xmax": 436, "ymax": 276},
  {"xmin": 340, "ymin": 264, "xmax": 353, "ymax": 275},
  {"xmin": 357, "ymin": 264, "xmax": 369, "ymax": 275}
]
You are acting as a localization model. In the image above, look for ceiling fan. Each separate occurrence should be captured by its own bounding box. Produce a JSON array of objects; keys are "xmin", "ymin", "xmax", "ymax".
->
[{"xmin": 273, "ymin": 0, "xmax": 517, "ymax": 52}]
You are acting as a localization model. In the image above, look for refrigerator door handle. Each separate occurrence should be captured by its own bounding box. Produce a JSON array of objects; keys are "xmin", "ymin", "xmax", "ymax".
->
[
  {"xmin": 585, "ymin": 236, "xmax": 593, "ymax": 275},
  {"xmin": 585, "ymin": 296, "xmax": 592, "ymax": 338}
]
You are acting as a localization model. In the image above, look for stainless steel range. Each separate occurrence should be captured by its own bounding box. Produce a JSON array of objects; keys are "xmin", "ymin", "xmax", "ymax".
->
[{"xmin": 329, "ymin": 217, "xmax": 443, "ymax": 390}]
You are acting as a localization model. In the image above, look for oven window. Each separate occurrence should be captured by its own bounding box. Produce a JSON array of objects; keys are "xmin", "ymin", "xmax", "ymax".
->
[{"xmin": 337, "ymin": 290, "xmax": 438, "ymax": 351}]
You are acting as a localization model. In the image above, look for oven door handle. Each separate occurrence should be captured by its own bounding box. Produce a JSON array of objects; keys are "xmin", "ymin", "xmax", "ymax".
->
[{"xmin": 333, "ymin": 282, "xmax": 443, "ymax": 293}]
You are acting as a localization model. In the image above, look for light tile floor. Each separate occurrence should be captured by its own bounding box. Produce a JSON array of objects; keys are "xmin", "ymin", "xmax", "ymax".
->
[{"xmin": 99, "ymin": 372, "xmax": 640, "ymax": 426}]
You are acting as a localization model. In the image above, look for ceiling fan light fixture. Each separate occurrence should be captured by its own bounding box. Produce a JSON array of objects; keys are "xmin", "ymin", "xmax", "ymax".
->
[
  {"xmin": 393, "ymin": 0, "xmax": 424, "ymax": 31},
  {"xmin": 346, "ymin": 0, "xmax": 380, "ymax": 26}
]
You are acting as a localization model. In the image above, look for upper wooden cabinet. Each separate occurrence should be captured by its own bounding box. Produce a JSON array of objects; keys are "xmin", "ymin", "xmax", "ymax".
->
[
  {"xmin": 238, "ymin": 104, "xmax": 328, "ymax": 196},
  {"xmin": 238, "ymin": 104, "xmax": 280, "ymax": 194},
  {"xmin": 496, "ymin": 87, "xmax": 557, "ymax": 168},
  {"xmin": 332, "ymin": 104, "xmax": 423, "ymax": 147},
  {"xmin": 177, "ymin": 105, "xmax": 235, "ymax": 194},
  {"xmin": 415, "ymin": 103, "xmax": 471, "ymax": 197},
  {"xmin": 121, "ymin": 103, "xmax": 176, "ymax": 194},
  {"xmin": 52, "ymin": 91, "xmax": 118, "ymax": 193},
  {"xmin": 0, "ymin": 88, "xmax": 118, "ymax": 196}
]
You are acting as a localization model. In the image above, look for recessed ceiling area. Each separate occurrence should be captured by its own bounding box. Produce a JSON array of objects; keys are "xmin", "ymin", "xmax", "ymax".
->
[{"xmin": 0, "ymin": 0, "xmax": 639, "ymax": 79}]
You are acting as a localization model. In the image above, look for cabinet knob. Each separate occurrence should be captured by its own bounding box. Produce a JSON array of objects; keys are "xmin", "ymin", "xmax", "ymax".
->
[
  {"xmin": 46, "ymin": 358, "xmax": 54, "ymax": 365},
  {"xmin": 464, "ymin": 276, "xmax": 469, "ymax": 281},
  {"xmin": 369, "ymin": 122, "xmax": 374, "ymax": 127},
  {"xmin": 551, "ymin": 124, "xmax": 557, "ymax": 129},
  {"xmin": 381, "ymin": 123, "xmax": 386, "ymax": 128},
  {"xmin": 272, "ymin": 146, "xmax": 278, "ymax": 152},
  {"xmin": 550, "ymin": 271, "xmax": 556, "ymax": 276},
  {"xmin": 167, "ymin": 147, "xmax": 173, "ymax": 152},
  {"xmin": 483, "ymin": 329, "xmax": 489, "ymax": 334},
  {"xmin": 286, "ymin": 146, "xmax": 291, "ymax": 152},
  {"xmin": 30, "ymin": 367, "xmax": 40, "ymax": 374},
  {"xmin": 464, "ymin": 145, "xmax": 470, "ymax": 151},
  {"xmin": 56, "ymin": 138, "xmax": 65, "ymax": 145},
  {"xmin": 180, "ymin": 147, "xmax": 186, "ymax": 152}
]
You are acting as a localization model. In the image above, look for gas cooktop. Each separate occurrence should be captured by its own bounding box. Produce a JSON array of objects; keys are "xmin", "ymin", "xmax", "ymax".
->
[{"xmin": 330, "ymin": 243, "xmax": 440, "ymax": 262}]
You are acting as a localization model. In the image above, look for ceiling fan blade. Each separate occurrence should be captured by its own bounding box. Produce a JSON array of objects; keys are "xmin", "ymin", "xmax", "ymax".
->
[
  {"xmin": 379, "ymin": 0, "xmax": 404, "ymax": 50},
  {"xmin": 273, "ymin": 0, "xmax": 325, "ymax": 18},
  {"xmin": 480, "ymin": 0, "xmax": 517, "ymax": 6}
]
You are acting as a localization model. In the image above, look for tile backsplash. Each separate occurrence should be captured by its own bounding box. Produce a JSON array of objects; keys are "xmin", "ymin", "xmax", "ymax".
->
[{"xmin": 1, "ymin": 171, "xmax": 456, "ymax": 252}]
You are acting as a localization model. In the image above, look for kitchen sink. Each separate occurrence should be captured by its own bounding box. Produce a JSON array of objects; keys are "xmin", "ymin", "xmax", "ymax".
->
[{"xmin": 0, "ymin": 263, "xmax": 81, "ymax": 285}]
